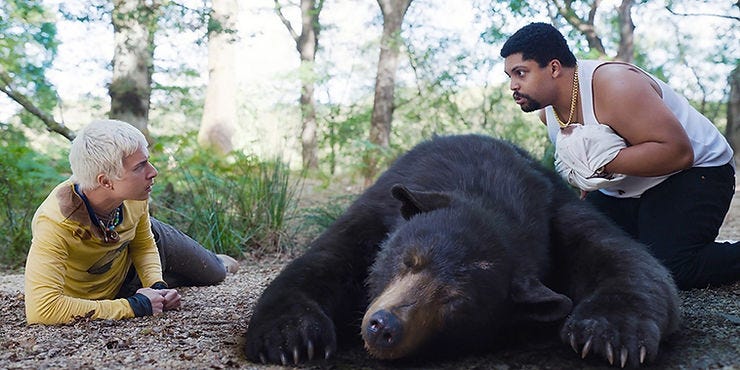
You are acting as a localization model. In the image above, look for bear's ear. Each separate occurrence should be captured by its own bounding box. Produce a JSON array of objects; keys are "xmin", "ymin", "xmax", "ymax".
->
[
  {"xmin": 510, "ymin": 276, "xmax": 573, "ymax": 322},
  {"xmin": 391, "ymin": 184, "xmax": 452, "ymax": 220}
]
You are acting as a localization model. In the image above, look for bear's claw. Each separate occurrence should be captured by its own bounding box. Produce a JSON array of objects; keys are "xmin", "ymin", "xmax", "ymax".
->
[
  {"xmin": 280, "ymin": 352, "xmax": 288, "ymax": 366},
  {"xmin": 605, "ymin": 342, "xmax": 614, "ymax": 364},
  {"xmin": 570, "ymin": 333, "xmax": 578, "ymax": 353},
  {"xmin": 306, "ymin": 340, "xmax": 315, "ymax": 361},
  {"xmin": 255, "ymin": 342, "xmax": 327, "ymax": 366},
  {"xmin": 256, "ymin": 343, "xmax": 331, "ymax": 365},
  {"xmin": 563, "ymin": 316, "xmax": 657, "ymax": 368},
  {"xmin": 580, "ymin": 336, "xmax": 592, "ymax": 358},
  {"xmin": 245, "ymin": 299, "xmax": 338, "ymax": 365},
  {"xmin": 620, "ymin": 347, "xmax": 629, "ymax": 368}
]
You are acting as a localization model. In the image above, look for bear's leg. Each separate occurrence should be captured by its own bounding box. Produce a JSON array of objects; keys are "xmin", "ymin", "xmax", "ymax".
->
[
  {"xmin": 550, "ymin": 200, "xmax": 680, "ymax": 368},
  {"xmin": 244, "ymin": 195, "xmax": 398, "ymax": 365}
]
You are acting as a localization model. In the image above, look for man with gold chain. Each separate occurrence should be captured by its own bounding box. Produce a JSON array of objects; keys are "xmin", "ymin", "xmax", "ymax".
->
[{"xmin": 500, "ymin": 22, "xmax": 739, "ymax": 290}]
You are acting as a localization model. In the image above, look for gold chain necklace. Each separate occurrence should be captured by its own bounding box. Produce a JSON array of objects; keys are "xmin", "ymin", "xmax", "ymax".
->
[{"xmin": 554, "ymin": 65, "xmax": 579, "ymax": 128}]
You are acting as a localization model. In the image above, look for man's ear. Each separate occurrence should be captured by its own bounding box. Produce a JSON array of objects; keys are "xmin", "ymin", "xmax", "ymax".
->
[
  {"xmin": 391, "ymin": 184, "xmax": 452, "ymax": 220},
  {"xmin": 510, "ymin": 276, "xmax": 573, "ymax": 322},
  {"xmin": 98, "ymin": 174, "xmax": 113, "ymax": 190},
  {"xmin": 549, "ymin": 59, "xmax": 562, "ymax": 78}
]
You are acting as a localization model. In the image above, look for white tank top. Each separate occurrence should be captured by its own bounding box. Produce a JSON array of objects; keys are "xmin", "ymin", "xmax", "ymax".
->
[{"xmin": 545, "ymin": 59, "xmax": 734, "ymax": 198}]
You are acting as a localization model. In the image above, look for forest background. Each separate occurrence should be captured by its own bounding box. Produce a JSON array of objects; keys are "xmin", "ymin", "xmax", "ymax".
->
[{"xmin": 1, "ymin": 0, "xmax": 739, "ymax": 269}]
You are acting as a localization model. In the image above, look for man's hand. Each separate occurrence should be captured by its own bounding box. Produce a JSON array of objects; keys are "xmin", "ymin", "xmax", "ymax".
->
[
  {"xmin": 160, "ymin": 288, "xmax": 181, "ymax": 311},
  {"xmin": 136, "ymin": 287, "xmax": 181, "ymax": 314}
]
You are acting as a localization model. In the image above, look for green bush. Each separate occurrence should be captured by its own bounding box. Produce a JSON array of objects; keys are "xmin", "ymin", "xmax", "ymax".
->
[
  {"xmin": 0, "ymin": 127, "xmax": 67, "ymax": 268},
  {"xmin": 298, "ymin": 193, "xmax": 355, "ymax": 236},
  {"xmin": 149, "ymin": 135, "xmax": 301, "ymax": 256}
]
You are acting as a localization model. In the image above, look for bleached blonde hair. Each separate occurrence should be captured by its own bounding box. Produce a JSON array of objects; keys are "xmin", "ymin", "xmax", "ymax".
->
[{"xmin": 69, "ymin": 119, "xmax": 148, "ymax": 192}]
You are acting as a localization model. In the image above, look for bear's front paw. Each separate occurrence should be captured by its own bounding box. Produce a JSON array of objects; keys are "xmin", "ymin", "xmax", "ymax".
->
[
  {"xmin": 560, "ymin": 308, "xmax": 662, "ymax": 368},
  {"xmin": 245, "ymin": 301, "xmax": 337, "ymax": 365}
]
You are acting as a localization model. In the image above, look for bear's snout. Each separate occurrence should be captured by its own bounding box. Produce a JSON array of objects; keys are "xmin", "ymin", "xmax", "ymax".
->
[
  {"xmin": 362, "ymin": 272, "xmax": 445, "ymax": 359},
  {"xmin": 364, "ymin": 309, "xmax": 403, "ymax": 348}
]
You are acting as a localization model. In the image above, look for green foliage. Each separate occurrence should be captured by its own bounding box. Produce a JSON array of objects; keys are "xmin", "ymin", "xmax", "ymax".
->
[
  {"xmin": 149, "ymin": 135, "xmax": 301, "ymax": 256},
  {"xmin": 316, "ymin": 102, "xmax": 373, "ymax": 177},
  {"xmin": 0, "ymin": 126, "xmax": 67, "ymax": 268},
  {"xmin": 0, "ymin": 0, "xmax": 59, "ymax": 127},
  {"xmin": 311, "ymin": 78, "xmax": 550, "ymax": 183},
  {"xmin": 298, "ymin": 194, "xmax": 355, "ymax": 237},
  {"xmin": 478, "ymin": 0, "xmax": 543, "ymax": 44},
  {"xmin": 391, "ymin": 77, "xmax": 550, "ymax": 164}
]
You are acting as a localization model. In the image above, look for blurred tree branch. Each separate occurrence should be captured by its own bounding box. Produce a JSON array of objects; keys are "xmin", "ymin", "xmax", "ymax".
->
[
  {"xmin": 0, "ymin": 67, "xmax": 75, "ymax": 141},
  {"xmin": 665, "ymin": 5, "xmax": 740, "ymax": 22}
]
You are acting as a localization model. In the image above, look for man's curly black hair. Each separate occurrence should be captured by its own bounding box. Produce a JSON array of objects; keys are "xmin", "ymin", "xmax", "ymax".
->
[{"xmin": 500, "ymin": 22, "xmax": 577, "ymax": 68}]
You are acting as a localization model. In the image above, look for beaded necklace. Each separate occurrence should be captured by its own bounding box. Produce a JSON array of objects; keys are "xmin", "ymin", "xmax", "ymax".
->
[
  {"xmin": 73, "ymin": 184, "xmax": 123, "ymax": 243},
  {"xmin": 96, "ymin": 207, "xmax": 122, "ymax": 242}
]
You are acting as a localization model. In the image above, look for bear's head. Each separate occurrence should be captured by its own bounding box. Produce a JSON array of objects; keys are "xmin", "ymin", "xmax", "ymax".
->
[{"xmin": 361, "ymin": 184, "xmax": 573, "ymax": 360}]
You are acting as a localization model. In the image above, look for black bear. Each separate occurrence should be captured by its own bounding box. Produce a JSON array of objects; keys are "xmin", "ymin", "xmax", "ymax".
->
[{"xmin": 244, "ymin": 134, "xmax": 680, "ymax": 368}]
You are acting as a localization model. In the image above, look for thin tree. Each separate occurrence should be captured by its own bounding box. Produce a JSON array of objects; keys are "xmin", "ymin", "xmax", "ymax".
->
[
  {"xmin": 274, "ymin": 0, "xmax": 324, "ymax": 170},
  {"xmin": 365, "ymin": 0, "xmax": 413, "ymax": 185},
  {"xmin": 726, "ymin": 0, "xmax": 740, "ymax": 157},
  {"xmin": 110, "ymin": 0, "xmax": 160, "ymax": 144},
  {"xmin": 198, "ymin": 0, "xmax": 238, "ymax": 154},
  {"xmin": 726, "ymin": 64, "xmax": 740, "ymax": 159}
]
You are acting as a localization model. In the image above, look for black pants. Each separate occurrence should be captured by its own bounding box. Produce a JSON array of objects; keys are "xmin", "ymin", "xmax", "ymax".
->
[
  {"xmin": 586, "ymin": 163, "xmax": 740, "ymax": 290},
  {"xmin": 117, "ymin": 217, "xmax": 226, "ymax": 297}
]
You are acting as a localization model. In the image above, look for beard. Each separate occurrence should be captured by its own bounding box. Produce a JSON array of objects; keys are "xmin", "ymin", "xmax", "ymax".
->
[{"xmin": 513, "ymin": 92, "xmax": 542, "ymax": 112}]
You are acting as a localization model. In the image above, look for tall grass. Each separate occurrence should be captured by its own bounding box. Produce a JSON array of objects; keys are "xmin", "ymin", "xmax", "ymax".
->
[
  {"xmin": 298, "ymin": 193, "xmax": 354, "ymax": 236},
  {"xmin": 150, "ymin": 140, "xmax": 301, "ymax": 257}
]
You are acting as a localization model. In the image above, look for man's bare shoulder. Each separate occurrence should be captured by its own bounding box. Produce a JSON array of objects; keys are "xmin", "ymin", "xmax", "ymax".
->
[
  {"xmin": 592, "ymin": 62, "xmax": 659, "ymax": 94},
  {"xmin": 591, "ymin": 62, "xmax": 665, "ymax": 127}
]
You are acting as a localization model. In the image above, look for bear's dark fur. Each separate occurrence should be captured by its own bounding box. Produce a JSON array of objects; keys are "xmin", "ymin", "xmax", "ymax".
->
[{"xmin": 244, "ymin": 134, "xmax": 680, "ymax": 367}]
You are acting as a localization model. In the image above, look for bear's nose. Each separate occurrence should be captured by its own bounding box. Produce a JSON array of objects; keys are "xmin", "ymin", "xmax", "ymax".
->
[{"xmin": 365, "ymin": 309, "xmax": 403, "ymax": 349}]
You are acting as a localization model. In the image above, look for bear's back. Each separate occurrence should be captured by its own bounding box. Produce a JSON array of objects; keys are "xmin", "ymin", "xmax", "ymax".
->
[{"xmin": 369, "ymin": 134, "xmax": 563, "ymax": 215}]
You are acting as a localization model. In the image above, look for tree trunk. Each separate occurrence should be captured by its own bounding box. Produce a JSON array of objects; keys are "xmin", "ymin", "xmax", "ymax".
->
[
  {"xmin": 110, "ymin": 0, "xmax": 158, "ymax": 144},
  {"xmin": 198, "ymin": 0, "xmax": 238, "ymax": 155},
  {"xmin": 297, "ymin": 0, "xmax": 320, "ymax": 170},
  {"xmin": 726, "ymin": 64, "xmax": 740, "ymax": 161},
  {"xmin": 274, "ymin": 0, "xmax": 323, "ymax": 170},
  {"xmin": 365, "ymin": 0, "xmax": 413, "ymax": 185},
  {"xmin": 615, "ymin": 0, "xmax": 635, "ymax": 62}
]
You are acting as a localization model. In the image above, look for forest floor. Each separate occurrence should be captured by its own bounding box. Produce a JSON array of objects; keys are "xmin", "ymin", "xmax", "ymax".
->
[{"xmin": 0, "ymin": 180, "xmax": 739, "ymax": 370}]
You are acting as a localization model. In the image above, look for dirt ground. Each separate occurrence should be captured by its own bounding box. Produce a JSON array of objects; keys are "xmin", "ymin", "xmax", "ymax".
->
[{"xmin": 1, "ymin": 183, "xmax": 739, "ymax": 370}]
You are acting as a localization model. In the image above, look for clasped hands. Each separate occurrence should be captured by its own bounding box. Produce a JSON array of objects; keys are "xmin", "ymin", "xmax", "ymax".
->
[{"xmin": 136, "ymin": 287, "xmax": 181, "ymax": 315}]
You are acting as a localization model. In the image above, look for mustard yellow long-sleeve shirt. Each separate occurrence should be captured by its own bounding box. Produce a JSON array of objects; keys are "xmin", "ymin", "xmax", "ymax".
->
[{"xmin": 24, "ymin": 181, "xmax": 163, "ymax": 324}]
